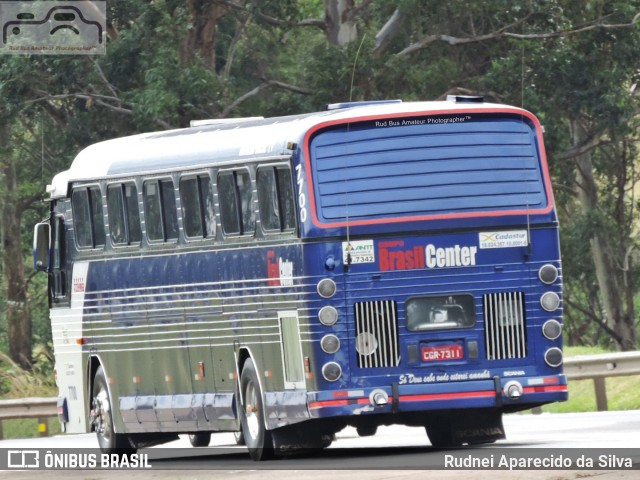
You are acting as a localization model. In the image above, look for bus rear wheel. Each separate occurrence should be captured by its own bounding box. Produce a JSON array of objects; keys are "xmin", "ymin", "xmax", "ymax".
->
[
  {"xmin": 189, "ymin": 432, "xmax": 211, "ymax": 447},
  {"xmin": 91, "ymin": 366, "xmax": 136, "ymax": 454},
  {"xmin": 425, "ymin": 422, "xmax": 462, "ymax": 448},
  {"xmin": 240, "ymin": 358, "xmax": 273, "ymax": 461}
]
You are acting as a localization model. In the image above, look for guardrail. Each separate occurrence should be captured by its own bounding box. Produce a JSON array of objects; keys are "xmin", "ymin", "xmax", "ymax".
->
[
  {"xmin": 0, "ymin": 397, "xmax": 57, "ymax": 440},
  {"xmin": 0, "ymin": 352, "xmax": 638, "ymax": 439},
  {"xmin": 563, "ymin": 351, "xmax": 640, "ymax": 411}
]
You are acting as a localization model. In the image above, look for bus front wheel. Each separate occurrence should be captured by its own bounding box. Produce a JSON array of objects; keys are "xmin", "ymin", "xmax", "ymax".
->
[
  {"xmin": 91, "ymin": 366, "xmax": 136, "ymax": 454},
  {"xmin": 240, "ymin": 358, "xmax": 273, "ymax": 461}
]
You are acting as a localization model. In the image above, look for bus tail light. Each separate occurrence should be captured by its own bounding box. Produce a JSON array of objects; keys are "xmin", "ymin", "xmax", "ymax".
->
[
  {"xmin": 322, "ymin": 362, "xmax": 342, "ymax": 382},
  {"xmin": 304, "ymin": 356, "xmax": 311, "ymax": 374},
  {"xmin": 538, "ymin": 264, "xmax": 559, "ymax": 284},
  {"xmin": 321, "ymin": 334, "xmax": 340, "ymax": 354},
  {"xmin": 317, "ymin": 278, "xmax": 337, "ymax": 298},
  {"xmin": 318, "ymin": 305, "xmax": 338, "ymax": 325},
  {"xmin": 540, "ymin": 292, "xmax": 560, "ymax": 312},
  {"xmin": 544, "ymin": 347, "xmax": 563, "ymax": 367},
  {"xmin": 542, "ymin": 319, "xmax": 562, "ymax": 340}
]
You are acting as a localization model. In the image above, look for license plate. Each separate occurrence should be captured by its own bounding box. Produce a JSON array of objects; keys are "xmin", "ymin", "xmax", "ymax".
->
[{"xmin": 421, "ymin": 344, "xmax": 464, "ymax": 362}]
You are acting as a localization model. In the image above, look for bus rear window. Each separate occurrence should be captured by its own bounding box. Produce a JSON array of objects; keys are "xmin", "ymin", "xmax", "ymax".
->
[
  {"xmin": 309, "ymin": 114, "xmax": 548, "ymax": 224},
  {"xmin": 406, "ymin": 294, "xmax": 476, "ymax": 331}
]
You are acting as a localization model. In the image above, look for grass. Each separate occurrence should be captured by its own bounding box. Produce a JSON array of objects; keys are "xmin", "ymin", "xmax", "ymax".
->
[
  {"xmin": 1, "ymin": 417, "xmax": 63, "ymax": 439},
  {"xmin": 0, "ymin": 351, "xmax": 60, "ymax": 440}
]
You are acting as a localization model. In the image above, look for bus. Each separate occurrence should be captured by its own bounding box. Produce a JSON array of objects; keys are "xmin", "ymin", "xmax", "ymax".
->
[{"xmin": 34, "ymin": 97, "xmax": 567, "ymax": 460}]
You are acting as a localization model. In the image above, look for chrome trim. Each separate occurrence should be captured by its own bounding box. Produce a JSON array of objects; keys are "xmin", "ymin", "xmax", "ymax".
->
[
  {"xmin": 483, "ymin": 292, "xmax": 527, "ymax": 360},
  {"xmin": 354, "ymin": 300, "xmax": 400, "ymax": 368}
]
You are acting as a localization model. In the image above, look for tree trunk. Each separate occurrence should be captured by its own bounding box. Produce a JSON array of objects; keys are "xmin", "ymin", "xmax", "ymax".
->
[
  {"xmin": 324, "ymin": 0, "xmax": 358, "ymax": 46},
  {"xmin": 180, "ymin": 0, "xmax": 228, "ymax": 70},
  {"xmin": 571, "ymin": 119, "xmax": 636, "ymax": 351},
  {"xmin": 1, "ymin": 126, "xmax": 33, "ymax": 370},
  {"xmin": 373, "ymin": 9, "xmax": 405, "ymax": 55}
]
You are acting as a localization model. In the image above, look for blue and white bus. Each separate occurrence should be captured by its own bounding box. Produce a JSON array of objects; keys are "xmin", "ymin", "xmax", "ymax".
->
[{"xmin": 34, "ymin": 97, "xmax": 566, "ymax": 460}]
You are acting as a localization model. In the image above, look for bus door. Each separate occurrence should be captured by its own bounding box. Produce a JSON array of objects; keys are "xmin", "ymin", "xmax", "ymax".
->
[{"xmin": 50, "ymin": 205, "xmax": 69, "ymax": 304}]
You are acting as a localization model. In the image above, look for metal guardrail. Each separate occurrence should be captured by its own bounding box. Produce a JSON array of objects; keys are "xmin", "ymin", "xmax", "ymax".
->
[
  {"xmin": 0, "ymin": 352, "xmax": 638, "ymax": 439},
  {"xmin": 0, "ymin": 397, "xmax": 57, "ymax": 440},
  {"xmin": 563, "ymin": 351, "xmax": 640, "ymax": 412},
  {"xmin": 563, "ymin": 351, "xmax": 640, "ymax": 379}
]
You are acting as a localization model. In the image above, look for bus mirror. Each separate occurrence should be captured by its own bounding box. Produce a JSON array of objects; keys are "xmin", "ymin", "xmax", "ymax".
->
[{"xmin": 33, "ymin": 222, "xmax": 51, "ymax": 272}]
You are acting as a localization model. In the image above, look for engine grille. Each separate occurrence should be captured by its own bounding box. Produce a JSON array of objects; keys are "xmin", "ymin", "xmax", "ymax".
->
[
  {"xmin": 483, "ymin": 292, "xmax": 527, "ymax": 360},
  {"xmin": 354, "ymin": 300, "xmax": 400, "ymax": 368}
]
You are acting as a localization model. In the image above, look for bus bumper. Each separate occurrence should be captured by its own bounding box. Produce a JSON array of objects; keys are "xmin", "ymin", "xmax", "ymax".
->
[{"xmin": 307, "ymin": 374, "xmax": 567, "ymax": 418}]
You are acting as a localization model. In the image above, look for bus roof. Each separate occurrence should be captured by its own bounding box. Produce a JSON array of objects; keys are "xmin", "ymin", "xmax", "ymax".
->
[{"xmin": 47, "ymin": 100, "xmax": 526, "ymax": 199}]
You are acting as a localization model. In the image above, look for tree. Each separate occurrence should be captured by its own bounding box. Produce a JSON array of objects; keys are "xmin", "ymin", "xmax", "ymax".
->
[{"xmin": 1, "ymin": 0, "xmax": 639, "ymax": 368}]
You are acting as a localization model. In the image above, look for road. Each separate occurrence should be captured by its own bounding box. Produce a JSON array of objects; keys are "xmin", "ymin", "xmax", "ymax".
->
[{"xmin": 1, "ymin": 410, "xmax": 639, "ymax": 479}]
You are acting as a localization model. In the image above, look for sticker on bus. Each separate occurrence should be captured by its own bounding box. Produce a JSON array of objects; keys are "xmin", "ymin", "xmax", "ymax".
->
[
  {"xmin": 479, "ymin": 230, "xmax": 528, "ymax": 249},
  {"xmin": 342, "ymin": 240, "xmax": 375, "ymax": 264}
]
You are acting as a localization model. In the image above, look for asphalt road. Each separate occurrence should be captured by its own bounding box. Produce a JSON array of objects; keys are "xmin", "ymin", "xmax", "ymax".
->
[{"xmin": 1, "ymin": 410, "xmax": 639, "ymax": 479}]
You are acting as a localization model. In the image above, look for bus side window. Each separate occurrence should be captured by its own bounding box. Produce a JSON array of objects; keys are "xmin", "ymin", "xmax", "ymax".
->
[
  {"xmin": 71, "ymin": 186, "xmax": 105, "ymax": 249},
  {"xmin": 257, "ymin": 166, "xmax": 296, "ymax": 233},
  {"xmin": 276, "ymin": 166, "xmax": 296, "ymax": 231},
  {"xmin": 143, "ymin": 179, "xmax": 178, "ymax": 242},
  {"xmin": 125, "ymin": 184, "xmax": 142, "ymax": 243},
  {"xmin": 236, "ymin": 170, "xmax": 254, "ymax": 234},
  {"xmin": 218, "ymin": 169, "xmax": 254, "ymax": 236},
  {"xmin": 180, "ymin": 175, "xmax": 215, "ymax": 239},
  {"xmin": 161, "ymin": 180, "xmax": 179, "ymax": 240},
  {"xmin": 218, "ymin": 172, "xmax": 239, "ymax": 235},
  {"xmin": 107, "ymin": 183, "xmax": 141, "ymax": 246}
]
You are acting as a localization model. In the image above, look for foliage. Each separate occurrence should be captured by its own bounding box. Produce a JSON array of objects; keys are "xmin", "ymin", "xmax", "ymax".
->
[
  {"xmin": 0, "ymin": 351, "xmax": 56, "ymax": 399},
  {"xmin": 1, "ymin": 0, "xmax": 639, "ymax": 373}
]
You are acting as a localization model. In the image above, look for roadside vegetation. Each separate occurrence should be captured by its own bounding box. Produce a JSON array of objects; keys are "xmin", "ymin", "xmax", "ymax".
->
[{"xmin": 538, "ymin": 346, "xmax": 640, "ymax": 413}]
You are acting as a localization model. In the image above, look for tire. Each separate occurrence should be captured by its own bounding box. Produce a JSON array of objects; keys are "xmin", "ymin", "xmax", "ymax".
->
[
  {"xmin": 189, "ymin": 432, "xmax": 211, "ymax": 447},
  {"xmin": 233, "ymin": 383, "xmax": 245, "ymax": 446},
  {"xmin": 356, "ymin": 425, "xmax": 378, "ymax": 437},
  {"xmin": 91, "ymin": 366, "xmax": 136, "ymax": 454},
  {"xmin": 233, "ymin": 429, "xmax": 245, "ymax": 446},
  {"xmin": 425, "ymin": 424, "xmax": 462, "ymax": 448},
  {"xmin": 239, "ymin": 358, "xmax": 273, "ymax": 461}
]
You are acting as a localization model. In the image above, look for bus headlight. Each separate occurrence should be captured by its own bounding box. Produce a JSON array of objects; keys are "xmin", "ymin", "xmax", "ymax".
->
[
  {"xmin": 539, "ymin": 264, "xmax": 559, "ymax": 284},
  {"xmin": 321, "ymin": 334, "xmax": 341, "ymax": 354},
  {"xmin": 540, "ymin": 292, "xmax": 560, "ymax": 311},
  {"xmin": 317, "ymin": 278, "xmax": 337, "ymax": 298},
  {"xmin": 542, "ymin": 319, "xmax": 562, "ymax": 340},
  {"xmin": 544, "ymin": 347, "xmax": 563, "ymax": 367},
  {"xmin": 318, "ymin": 306, "xmax": 338, "ymax": 326},
  {"xmin": 322, "ymin": 362, "xmax": 342, "ymax": 381}
]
